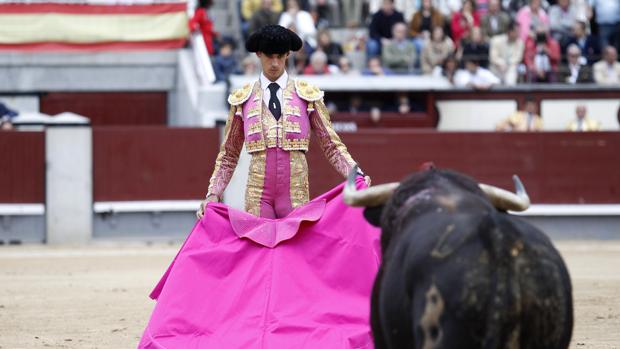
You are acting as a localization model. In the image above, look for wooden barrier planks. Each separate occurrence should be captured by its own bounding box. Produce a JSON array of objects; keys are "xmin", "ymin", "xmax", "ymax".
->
[
  {"xmin": 307, "ymin": 131, "xmax": 620, "ymax": 204},
  {"xmin": 0, "ymin": 131, "xmax": 45, "ymax": 203},
  {"xmin": 93, "ymin": 126, "xmax": 219, "ymax": 201}
]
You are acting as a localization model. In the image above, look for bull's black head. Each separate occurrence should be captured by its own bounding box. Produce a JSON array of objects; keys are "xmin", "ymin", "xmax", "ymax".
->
[
  {"xmin": 344, "ymin": 165, "xmax": 530, "ymax": 252},
  {"xmin": 368, "ymin": 168, "xmax": 495, "ymax": 250}
]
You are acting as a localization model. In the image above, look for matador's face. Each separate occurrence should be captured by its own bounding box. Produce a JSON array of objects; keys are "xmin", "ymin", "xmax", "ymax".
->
[{"xmin": 257, "ymin": 52, "xmax": 289, "ymax": 82}]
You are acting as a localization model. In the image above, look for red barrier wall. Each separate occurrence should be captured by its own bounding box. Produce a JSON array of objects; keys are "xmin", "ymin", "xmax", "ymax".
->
[
  {"xmin": 0, "ymin": 131, "xmax": 45, "ymax": 203},
  {"xmin": 93, "ymin": 127, "xmax": 219, "ymax": 201},
  {"xmin": 307, "ymin": 131, "xmax": 620, "ymax": 204},
  {"xmin": 41, "ymin": 92, "xmax": 167, "ymax": 126},
  {"xmin": 91, "ymin": 128, "xmax": 619, "ymax": 204}
]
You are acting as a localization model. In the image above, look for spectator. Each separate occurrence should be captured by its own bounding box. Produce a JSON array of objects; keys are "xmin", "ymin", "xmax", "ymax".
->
[
  {"xmin": 213, "ymin": 39, "xmax": 240, "ymax": 82},
  {"xmin": 421, "ymin": 26, "xmax": 456, "ymax": 74},
  {"xmin": 396, "ymin": 92, "xmax": 413, "ymax": 114},
  {"xmin": 516, "ymin": 0, "xmax": 550, "ymax": 42},
  {"xmin": 362, "ymin": 57, "xmax": 394, "ymax": 75},
  {"xmin": 303, "ymin": 50, "xmax": 331, "ymax": 74},
  {"xmin": 241, "ymin": 54, "xmax": 261, "ymax": 75},
  {"xmin": 481, "ymin": 0, "xmax": 511, "ymax": 37},
  {"xmin": 433, "ymin": 0, "xmax": 463, "ymax": 17},
  {"xmin": 241, "ymin": 0, "xmax": 283, "ymax": 37},
  {"xmin": 490, "ymin": 21, "xmax": 525, "ymax": 84},
  {"xmin": 523, "ymin": 28, "xmax": 561, "ymax": 82},
  {"xmin": 348, "ymin": 94, "xmax": 370, "ymax": 114},
  {"xmin": 382, "ymin": 22, "xmax": 417, "ymax": 73},
  {"xmin": 589, "ymin": 0, "xmax": 620, "ymax": 51},
  {"xmin": 189, "ymin": 0, "xmax": 217, "ymax": 55},
  {"xmin": 242, "ymin": 0, "xmax": 283, "ymax": 22},
  {"xmin": 341, "ymin": 0, "xmax": 363, "ymax": 27},
  {"xmin": 291, "ymin": 45, "xmax": 310, "ymax": 74},
  {"xmin": 317, "ymin": 29, "xmax": 344, "ymax": 66},
  {"xmin": 0, "ymin": 102, "xmax": 18, "ymax": 131},
  {"xmin": 558, "ymin": 44, "xmax": 593, "ymax": 83},
  {"xmin": 504, "ymin": 0, "xmax": 544, "ymax": 15},
  {"xmin": 566, "ymin": 105, "xmax": 600, "ymax": 131},
  {"xmin": 548, "ymin": 0, "xmax": 577, "ymax": 47},
  {"xmin": 310, "ymin": 0, "xmax": 340, "ymax": 28},
  {"xmin": 370, "ymin": 106, "xmax": 382, "ymax": 124},
  {"xmin": 572, "ymin": 0, "xmax": 591, "ymax": 23},
  {"xmin": 564, "ymin": 20, "xmax": 600, "ymax": 65},
  {"xmin": 248, "ymin": 0, "xmax": 282, "ymax": 35},
  {"xmin": 475, "ymin": 0, "xmax": 490, "ymax": 17},
  {"xmin": 367, "ymin": 0, "xmax": 406, "ymax": 58},
  {"xmin": 459, "ymin": 26, "xmax": 490, "ymax": 67},
  {"xmin": 496, "ymin": 97, "xmax": 543, "ymax": 131},
  {"xmin": 368, "ymin": 0, "xmax": 426, "ymax": 21},
  {"xmin": 454, "ymin": 56, "xmax": 500, "ymax": 89},
  {"xmin": 409, "ymin": 0, "xmax": 446, "ymax": 52},
  {"xmin": 433, "ymin": 53, "xmax": 459, "ymax": 83},
  {"xmin": 336, "ymin": 56, "xmax": 360, "ymax": 75},
  {"xmin": 451, "ymin": 0, "xmax": 480, "ymax": 46},
  {"xmin": 593, "ymin": 46, "xmax": 620, "ymax": 84},
  {"xmin": 279, "ymin": 0, "xmax": 317, "ymax": 48}
]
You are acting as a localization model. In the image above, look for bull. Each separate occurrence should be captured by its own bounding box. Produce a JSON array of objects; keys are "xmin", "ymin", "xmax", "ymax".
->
[{"xmin": 344, "ymin": 165, "xmax": 573, "ymax": 349}]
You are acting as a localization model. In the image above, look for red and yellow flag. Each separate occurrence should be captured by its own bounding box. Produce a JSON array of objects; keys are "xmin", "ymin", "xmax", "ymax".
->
[{"xmin": 0, "ymin": 1, "xmax": 189, "ymax": 51}]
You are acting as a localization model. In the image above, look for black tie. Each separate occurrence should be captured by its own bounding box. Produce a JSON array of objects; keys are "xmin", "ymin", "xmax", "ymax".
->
[{"xmin": 268, "ymin": 83, "xmax": 281, "ymax": 121}]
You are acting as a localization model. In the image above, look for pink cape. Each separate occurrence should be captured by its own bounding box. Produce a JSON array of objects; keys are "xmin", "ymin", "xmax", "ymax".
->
[{"xmin": 138, "ymin": 178, "xmax": 381, "ymax": 349}]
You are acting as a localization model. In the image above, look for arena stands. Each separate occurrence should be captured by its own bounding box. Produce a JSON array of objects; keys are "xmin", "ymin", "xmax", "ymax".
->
[{"xmin": 1, "ymin": 0, "xmax": 619, "ymax": 243}]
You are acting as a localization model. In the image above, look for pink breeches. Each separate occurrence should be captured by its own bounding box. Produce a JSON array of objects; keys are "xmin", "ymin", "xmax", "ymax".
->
[{"xmin": 259, "ymin": 148, "xmax": 293, "ymax": 219}]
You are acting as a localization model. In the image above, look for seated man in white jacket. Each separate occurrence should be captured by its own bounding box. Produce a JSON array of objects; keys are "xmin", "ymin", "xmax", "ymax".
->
[{"xmin": 454, "ymin": 56, "xmax": 501, "ymax": 89}]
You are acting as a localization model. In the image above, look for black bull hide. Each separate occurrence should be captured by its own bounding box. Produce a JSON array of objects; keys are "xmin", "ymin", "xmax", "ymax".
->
[{"xmin": 363, "ymin": 169, "xmax": 573, "ymax": 349}]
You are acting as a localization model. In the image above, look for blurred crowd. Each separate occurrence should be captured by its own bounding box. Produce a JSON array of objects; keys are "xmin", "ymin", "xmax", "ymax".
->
[{"xmin": 190, "ymin": 0, "xmax": 620, "ymax": 87}]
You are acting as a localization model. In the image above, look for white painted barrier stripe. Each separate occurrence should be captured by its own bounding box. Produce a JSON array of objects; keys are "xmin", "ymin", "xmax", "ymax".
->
[
  {"xmin": 0, "ymin": 204, "xmax": 44, "ymax": 215},
  {"xmin": 2, "ymin": 202, "xmax": 620, "ymax": 216},
  {"xmin": 512, "ymin": 204, "xmax": 620, "ymax": 216},
  {"xmin": 92, "ymin": 202, "xmax": 620, "ymax": 216},
  {"xmin": 0, "ymin": 248, "xmax": 177, "ymax": 259},
  {"xmin": 94, "ymin": 200, "xmax": 202, "ymax": 213}
]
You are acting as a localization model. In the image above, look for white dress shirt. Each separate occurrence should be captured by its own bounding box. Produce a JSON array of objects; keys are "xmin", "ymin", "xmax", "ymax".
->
[{"xmin": 260, "ymin": 71, "xmax": 288, "ymax": 110}]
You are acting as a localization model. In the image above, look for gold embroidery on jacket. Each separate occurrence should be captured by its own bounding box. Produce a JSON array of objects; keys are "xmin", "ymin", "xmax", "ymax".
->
[
  {"xmin": 207, "ymin": 107, "xmax": 244, "ymax": 198},
  {"xmin": 245, "ymin": 84, "xmax": 266, "ymax": 153},
  {"xmin": 247, "ymin": 106, "xmax": 260, "ymax": 118},
  {"xmin": 284, "ymin": 120, "xmax": 301, "ymax": 133},
  {"xmin": 262, "ymin": 102, "xmax": 282, "ymax": 148},
  {"xmin": 228, "ymin": 82, "xmax": 255, "ymax": 106},
  {"xmin": 284, "ymin": 105, "xmax": 301, "ymax": 116},
  {"xmin": 247, "ymin": 122, "xmax": 262, "ymax": 135},
  {"xmin": 310, "ymin": 99, "xmax": 356, "ymax": 177},
  {"xmin": 282, "ymin": 138, "xmax": 310, "ymax": 150},
  {"xmin": 290, "ymin": 150, "xmax": 309, "ymax": 208},
  {"xmin": 245, "ymin": 151, "xmax": 267, "ymax": 216},
  {"xmin": 247, "ymin": 140, "xmax": 265, "ymax": 152}
]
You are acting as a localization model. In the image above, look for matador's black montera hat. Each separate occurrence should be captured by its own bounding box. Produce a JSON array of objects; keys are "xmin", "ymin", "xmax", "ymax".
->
[{"xmin": 245, "ymin": 25, "xmax": 303, "ymax": 54}]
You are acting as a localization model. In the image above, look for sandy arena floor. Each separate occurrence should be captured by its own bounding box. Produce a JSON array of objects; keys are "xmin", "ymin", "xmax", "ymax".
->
[{"xmin": 0, "ymin": 241, "xmax": 618, "ymax": 349}]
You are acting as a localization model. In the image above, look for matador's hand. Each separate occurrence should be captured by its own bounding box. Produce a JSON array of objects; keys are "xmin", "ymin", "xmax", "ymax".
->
[
  {"xmin": 364, "ymin": 176, "xmax": 371, "ymax": 186},
  {"xmin": 196, "ymin": 195, "xmax": 219, "ymax": 219}
]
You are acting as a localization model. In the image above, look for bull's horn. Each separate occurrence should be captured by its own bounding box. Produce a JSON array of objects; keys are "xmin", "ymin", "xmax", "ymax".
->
[
  {"xmin": 343, "ymin": 165, "xmax": 399, "ymax": 207},
  {"xmin": 479, "ymin": 175, "xmax": 530, "ymax": 212}
]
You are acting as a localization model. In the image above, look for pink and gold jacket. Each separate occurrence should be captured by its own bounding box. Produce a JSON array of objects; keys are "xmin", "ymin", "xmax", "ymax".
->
[{"xmin": 206, "ymin": 78, "xmax": 359, "ymax": 216}]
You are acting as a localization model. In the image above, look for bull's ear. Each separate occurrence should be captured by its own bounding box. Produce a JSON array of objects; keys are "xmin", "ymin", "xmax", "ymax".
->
[{"xmin": 363, "ymin": 205, "xmax": 385, "ymax": 227}]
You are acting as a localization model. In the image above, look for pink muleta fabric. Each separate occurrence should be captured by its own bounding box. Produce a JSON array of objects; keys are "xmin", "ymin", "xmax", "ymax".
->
[{"xmin": 138, "ymin": 177, "xmax": 381, "ymax": 349}]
